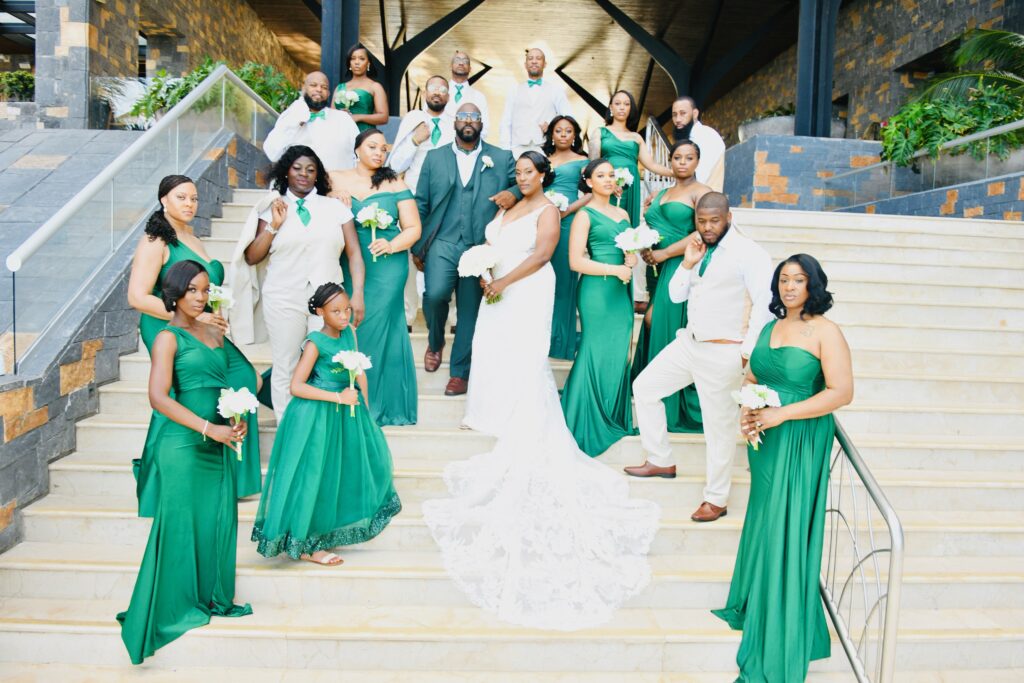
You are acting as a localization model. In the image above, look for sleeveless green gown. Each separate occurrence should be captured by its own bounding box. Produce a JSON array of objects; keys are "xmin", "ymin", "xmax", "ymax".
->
[
  {"xmin": 600, "ymin": 128, "xmax": 641, "ymax": 227},
  {"xmin": 251, "ymin": 329, "xmax": 402, "ymax": 558},
  {"xmin": 136, "ymin": 240, "xmax": 261, "ymax": 516},
  {"xmin": 560, "ymin": 207, "xmax": 636, "ymax": 457},
  {"xmin": 117, "ymin": 326, "xmax": 252, "ymax": 665},
  {"xmin": 547, "ymin": 158, "xmax": 588, "ymax": 360},
  {"xmin": 341, "ymin": 189, "xmax": 418, "ymax": 426},
  {"xmin": 712, "ymin": 321, "xmax": 834, "ymax": 682},
  {"xmin": 334, "ymin": 83, "xmax": 375, "ymax": 132},
  {"xmin": 630, "ymin": 189, "xmax": 703, "ymax": 432}
]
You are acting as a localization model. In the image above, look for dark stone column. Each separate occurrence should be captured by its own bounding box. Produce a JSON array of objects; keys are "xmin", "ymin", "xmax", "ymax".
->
[{"xmin": 794, "ymin": 0, "xmax": 841, "ymax": 137}]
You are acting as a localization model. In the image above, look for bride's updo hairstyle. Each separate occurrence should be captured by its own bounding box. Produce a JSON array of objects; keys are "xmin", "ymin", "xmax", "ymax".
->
[
  {"xmin": 307, "ymin": 281, "xmax": 347, "ymax": 314},
  {"xmin": 578, "ymin": 158, "xmax": 612, "ymax": 194},
  {"xmin": 518, "ymin": 150, "xmax": 555, "ymax": 188},
  {"xmin": 769, "ymin": 253, "xmax": 834, "ymax": 320}
]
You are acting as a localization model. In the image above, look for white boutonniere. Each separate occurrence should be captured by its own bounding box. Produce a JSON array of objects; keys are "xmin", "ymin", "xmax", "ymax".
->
[{"xmin": 481, "ymin": 155, "xmax": 494, "ymax": 171}]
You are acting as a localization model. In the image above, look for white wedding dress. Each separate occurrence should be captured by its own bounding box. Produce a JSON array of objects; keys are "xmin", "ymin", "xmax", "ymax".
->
[{"xmin": 422, "ymin": 204, "xmax": 661, "ymax": 631}]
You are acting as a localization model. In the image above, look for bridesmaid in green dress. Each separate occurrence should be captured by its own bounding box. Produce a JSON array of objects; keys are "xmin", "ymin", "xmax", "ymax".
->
[
  {"xmin": 118, "ymin": 259, "xmax": 252, "ymax": 665},
  {"xmin": 126, "ymin": 175, "xmax": 262, "ymax": 516},
  {"xmin": 713, "ymin": 254, "xmax": 853, "ymax": 682},
  {"xmin": 541, "ymin": 114, "xmax": 591, "ymax": 360},
  {"xmin": 631, "ymin": 139, "xmax": 711, "ymax": 433},
  {"xmin": 332, "ymin": 43, "xmax": 389, "ymax": 132},
  {"xmin": 561, "ymin": 159, "xmax": 637, "ymax": 457},
  {"xmin": 252, "ymin": 282, "xmax": 401, "ymax": 565},
  {"xmin": 332, "ymin": 128, "xmax": 422, "ymax": 425}
]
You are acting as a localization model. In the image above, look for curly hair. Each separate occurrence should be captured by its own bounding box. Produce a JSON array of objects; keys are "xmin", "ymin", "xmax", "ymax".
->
[
  {"xmin": 145, "ymin": 175, "xmax": 194, "ymax": 246},
  {"xmin": 541, "ymin": 115, "xmax": 584, "ymax": 156},
  {"xmin": 769, "ymin": 253, "xmax": 835, "ymax": 320},
  {"xmin": 355, "ymin": 128, "xmax": 399, "ymax": 189},
  {"xmin": 307, "ymin": 282, "xmax": 347, "ymax": 314},
  {"xmin": 161, "ymin": 259, "xmax": 207, "ymax": 312},
  {"xmin": 270, "ymin": 145, "xmax": 332, "ymax": 197},
  {"xmin": 518, "ymin": 150, "xmax": 555, "ymax": 188}
]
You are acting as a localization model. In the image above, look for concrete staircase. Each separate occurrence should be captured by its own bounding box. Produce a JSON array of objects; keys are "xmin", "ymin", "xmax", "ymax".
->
[{"xmin": 1, "ymin": 189, "xmax": 1022, "ymax": 680}]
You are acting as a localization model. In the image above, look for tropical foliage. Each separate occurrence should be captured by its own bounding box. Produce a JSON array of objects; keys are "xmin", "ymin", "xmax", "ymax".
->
[{"xmin": 0, "ymin": 70, "xmax": 34, "ymax": 101}]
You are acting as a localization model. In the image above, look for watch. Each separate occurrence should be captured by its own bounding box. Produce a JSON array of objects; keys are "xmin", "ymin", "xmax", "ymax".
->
[{"xmin": 266, "ymin": 226, "xmax": 279, "ymax": 236}]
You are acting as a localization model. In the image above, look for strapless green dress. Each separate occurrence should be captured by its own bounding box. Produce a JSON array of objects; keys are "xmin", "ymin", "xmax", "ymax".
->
[
  {"xmin": 560, "ymin": 207, "xmax": 636, "ymax": 457},
  {"xmin": 251, "ymin": 329, "xmax": 402, "ymax": 558},
  {"xmin": 117, "ymin": 326, "xmax": 252, "ymax": 665},
  {"xmin": 630, "ymin": 189, "xmax": 702, "ymax": 432},
  {"xmin": 341, "ymin": 189, "xmax": 418, "ymax": 426},
  {"xmin": 334, "ymin": 83, "xmax": 375, "ymax": 132},
  {"xmin": 712, "ymin": 321, "xmax": 834, "ymax": 682},
  {"xmin": 600, "ymin": 127, "xmax": 641, "ymax": 227},
  {"xmin": 136, "ymin": 240, "xmax": 261, "ymax": 515},
  {"xmin": 547, "ymin": 158, "xmax": 587, "ymax": 360}
]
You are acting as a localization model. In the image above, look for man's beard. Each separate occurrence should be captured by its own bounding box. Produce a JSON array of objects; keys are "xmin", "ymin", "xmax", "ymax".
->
[
  {"xmin": 426, "ymin": 99, "xmax": 447, "ymax": 114},
  {"xmin": 674, "ymin": 121, "xmax": 694, "ymax": 141},
  {"xmin": 457, "ymin": 126, "xmax": 480, "ymax": 144},
  {"xmin": 701, "ymin": 221, "xmax": 730, "ymax": 246},
  {"xmin": 304, "ymin": 94, "xmax": 328, "ymax": 112}
]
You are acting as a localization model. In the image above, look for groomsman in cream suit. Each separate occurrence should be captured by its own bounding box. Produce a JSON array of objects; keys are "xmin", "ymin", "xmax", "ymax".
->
[
  {"xmin": 414, "ymin": 103, "xmax": 519, "ymax": 396},
  {"xmin": 445, "ymin": 51, "xmax": 491, "ymax": 139},
  {"xmin": 499, "ymin": 48, "xmax": 572, "ymax": 157}
]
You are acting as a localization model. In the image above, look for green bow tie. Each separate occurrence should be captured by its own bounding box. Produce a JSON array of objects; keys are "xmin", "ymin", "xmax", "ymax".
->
[
  {"xmin": 294, "ymin": 198, "xmax": 311, "ymax": 226},
  {"xmin": 698, "ymin": 244, "xmax": 717, "ymax": 277},
  {"xmin": 527, "ymin": 78, "xmax": 542, "ymax": 87},
  {"xmin": 308, "ymin": 110, "xmax": 326, "ymax": 122},
  {"xmin": 454, "ymin": 84, "xmax": 464, "ymax": 102},
  {"xmin": 431, "ymin": 117, "xmax": 442, "ymax": 146}
]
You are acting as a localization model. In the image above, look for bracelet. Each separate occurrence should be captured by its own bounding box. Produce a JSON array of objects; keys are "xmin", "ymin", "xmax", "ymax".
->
[
  {"xmin": 201, "ymin": 420, "xmax": 209, "ymax": 440},
  {"xmin": 336, "ymin": 392, "xmax": 342, "ymax": 404},
  {"xmin": 266, "ymin": 226, "xmax": 279, "ymax": 236},
  {"xmin": 386, "ymin": 241, "xmax": 394, "ymax": 255}
]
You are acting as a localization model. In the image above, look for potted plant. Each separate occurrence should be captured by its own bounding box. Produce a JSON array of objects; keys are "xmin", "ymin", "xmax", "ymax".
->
[{"xmin": 738, "ymin": 103, "xmax": 847, "ymax": 141}]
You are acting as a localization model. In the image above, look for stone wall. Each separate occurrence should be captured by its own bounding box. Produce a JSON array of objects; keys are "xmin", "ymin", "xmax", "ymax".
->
[
  {"xmin": 0, "ymin": 103, "xmax": 41, "ymax": 131},
  {"xmin": 702, "ymin": 0, "xmax": 1012, "ymax": 144},
  {"xmin": 840, "ymin": 173, "xmax": 1024, "ymax": 221}
]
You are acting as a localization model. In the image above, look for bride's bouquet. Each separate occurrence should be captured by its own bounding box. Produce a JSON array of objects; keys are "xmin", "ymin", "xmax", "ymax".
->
[
  {"xmin": 458, "ymin": 244, "xmax": 503, "ymax": 304},
  {"xmin": 545, "ymin": 190, "xmax": 569, "ymax": 212},
  {"xmin": 332, "ymin": 350, "xmax": 373, "ymax": 416},
  {"xmin": 731, "ymin": 384, "xmax": 782, "ymax": 451},
  {"xmin": 217, "ymin": 387, "xmax": 259, "ymax": 460},
  {"xmin": 613, "ymin": 168, "xmax": 633, "ymax": 207},
  {"xmin": 208, "ymin": 285, "xmax": 233, "ymax": 316},
  {"xmin": 355, "ymin": 203, "xmax": 395, "ymax": 262},
  {"xmin": 614, "ymin": 224, "xmax": 662, "ymax": 275}
]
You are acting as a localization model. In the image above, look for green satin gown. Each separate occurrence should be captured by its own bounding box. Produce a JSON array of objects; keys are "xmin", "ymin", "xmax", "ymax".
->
[
  {"xmin": 712, "ymin": 321, "xmax": 834, "ymax": 682},
  {"xmin": 341, "ymin": 189, "xmax": 418, "ymax": 426},
  {"xmin": 560, "ymin": 207, "xmax": 636, "ymax": 457},
  {"xmin": 136, "ymin": 240, "xmax": 261, "ymax": 516},
  {"xmin": 117, "ymin": 326, "xmax": 252, "ymax": 665},
  {"xmin": 251, "ymin": 329, "xmax": 402, "ymax": 558},
  {"xmin": 334, "ymin": 83, "xmax": 375, "ymax": 132},
  {"xmin": 547, "ymin": 158, "xmax": 588, "ymax": 360},
  {"xmin": 630, "ymin": 190, "xmax": 703, "ymax": 432},
  {"xmin": 600, "ymin": 128, "xmax": 641, "ymax": 227}
]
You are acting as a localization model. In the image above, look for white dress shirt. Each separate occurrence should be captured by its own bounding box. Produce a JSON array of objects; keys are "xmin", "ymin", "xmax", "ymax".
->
[
  {"xmin": 257, "ymin": 189, "xmax": 353, "ymax": 294},
  {"xmin": 444, "ymin": 79, "xmax": 490, "ymax": 138},
  {"xmin": 388, "ymin": 109, "xmax": 455, "ymax": 192},
  {"xmin": 263, "ymin": 98, "xmax": 360, "ymax": 171},
  {"xmin": 499, "ymin": 78, "xmax": 572, "ymax": 150},
  {"xmin": 668, "ymin": 224, "xmax": 773, "ymax": 358},
  {"xmin": 453, "ymin": 141, "xmax": 482, "ymax": 186},
  {"xmin": 688, "ymin": 120, "xmax": 726, "ymax": 188}
]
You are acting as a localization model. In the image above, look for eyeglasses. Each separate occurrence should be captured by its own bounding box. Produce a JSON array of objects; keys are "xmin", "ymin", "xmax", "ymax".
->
[
  {"xmin": 455, "ymin": 112, "xmax": 482, "ymax": 122},
  {"xmin": 426, "ymin": 85, "xmax": 449, "ymax": 94},
  {"xmin": 452, "ymin": 57, "xmax": 471, "ymax": 65}
]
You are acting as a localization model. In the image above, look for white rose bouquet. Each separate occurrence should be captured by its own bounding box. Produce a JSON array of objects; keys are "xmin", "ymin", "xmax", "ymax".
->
[
  {"xmin": 216, "ymin": 387, "xmax": 259, "ymax": 460},
  {"xmin": 731, "ymin": 384, "xmax": 782, "ymax": 451},
  {"xmin": 614, "ymin": 224, "xmax": 662, "ymax": 275},
  {"xmin": 458, "ymin": 244, "xmax": 502, "ymax": 304},
  {"xmin": 545, "ymin": 190, "xmax": 569, "ymax": 212},
  {"xmin": 332, "ymin": 350, "xmax": 373, "ymax": 416},
  {"xmin": 613, "ymin": 168, "xmax": 633, "ymax": 207},
  {"xmin": 355, "ymin": 203, "xmax": 395, "ymax": 262},
  {"xmin": 335, "ymin": 89, "xmax": 360, "ymax": 110},
  {"xmin": 208, "ymin": 285, "xmax": 233, "ymax": 316}
]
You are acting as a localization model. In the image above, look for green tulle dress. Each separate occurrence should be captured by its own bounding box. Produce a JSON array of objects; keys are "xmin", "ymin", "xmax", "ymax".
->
[
  {"xmin": 251, "ymin": 329, "xmax": 402, "ymax": 558},
  {"xmin": 117, "ymin": 326, "xmax": 252, "ymax": 665},
  {"xmin": 712, "ymin": 321, "xmax": 834, "ymax": 682},
  {"xmin": 547, "ymin": 157, "xmax": 587, "ymax": 360},
  {"xmin": 341, "ymin": 189, "xmax": 418, "ymax": 426},
  {"xmin": 630, "ymin": 189, "xmax": 702, "ymax": 432},
  {"xmin": 334, "ymin": 83, "xmax": 375, "ymax": 132},
  {"xmin": 600, "ymin": 128, "xmax": 641, "ymax": 227},
  {"xmin": 136, "ymin": 240, "xmax": 261, "ymax": 516},
  {"xmin": 560, "ymin": 207, "xmax": 636, "ymax": 457}
]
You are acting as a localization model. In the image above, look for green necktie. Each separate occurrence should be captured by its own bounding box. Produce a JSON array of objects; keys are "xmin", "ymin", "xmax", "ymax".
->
[
  {"xmin": 308, "ymin": 110, "xmax": 326, "ymax": 123},
  {"xmin": 698, "ymin": 244, "xmax": 717, "ymax": 277},
  {"xmin": 295, "ymin": 198, "xmax": 311, "ymax": 226},
  {"xmin": 430, "ymin": 117, "xmax": 441, "ymax": 145},
  {"xmin": 454, "ymin": 84, "xmax": 464, "ymax": 102},
  {"xmin": 527, "ymin": 78, "xmax": 542, "ymax": 87}
]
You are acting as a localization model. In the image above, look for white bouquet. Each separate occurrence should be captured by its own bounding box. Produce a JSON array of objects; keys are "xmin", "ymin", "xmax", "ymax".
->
[
  {"xmin": 216, "ymin": 387, "xmax": 259, "ymax": 460},
  {"xmin": 731, "ymin": 384, "xmax": 782, "ymax": 451},
  {"xmin": 332, "ymin": 350, "xmax": 373, "ymax": 416},
  {"xmin": 335, "ymin": 89, "xmax": 360, "ymax": 110},
  {"xmin": 614, "ymin": 224, "xmax": 662, "ymax": 276},
  {"xmin": 613, "ymin": 167, "xmax": 633, "ymax": 207},
  {"xmin": 208, "ymin": 284, "xmax": 233, "ymax": 316},
  {"xmin": 458, "ymin": 244, "xmax": 502, "ymax": 304},
  {"xmin": 355, "ymin": 202, "xmax": 395, "ymax": 262},
  {"xmin": 545, "ymin": 190, "xmax": 569, "ymax": 212}
]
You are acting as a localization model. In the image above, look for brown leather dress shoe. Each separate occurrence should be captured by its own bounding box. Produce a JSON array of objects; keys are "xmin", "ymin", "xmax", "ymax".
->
[
  {"xmin": 424, "ymin": 347, "xmax": 442, "ymax": 373},
  {"xmin": 623, "ymin": 461, "xmax": 677, "ymax": 479},
  {"xmin": 444, "ymin": 377, "xmax": 468, "ymax": 396},
  {"xmin": 690, "ymin": 501, "xmax": 727, "ymax": 523}
]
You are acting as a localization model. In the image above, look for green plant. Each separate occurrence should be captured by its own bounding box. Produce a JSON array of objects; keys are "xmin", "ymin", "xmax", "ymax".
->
[
  {"xmin": 235, "ymin": 61, "xmax": 299, "ymax": 112},
  {"xmin": 921, "ymin": 29, "xmax": 1024, "ymax": 100},
  {"xmin": 759, "ymin": 102, "xmax": 796, "ymax": 118},
  {"xmin": 0, "ymin": 70, "xmax": 34, "ymax": 101}
]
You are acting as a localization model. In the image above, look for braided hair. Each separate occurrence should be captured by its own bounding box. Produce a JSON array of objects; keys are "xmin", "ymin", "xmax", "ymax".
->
[
  {"xmin": 355, "ymin": 128, "xmax": 399, "ymax": 189},
  {"xmin": 145, "ymin": 174, "xmax": 194, "ymax": 246},
  {"xmin": 307, "ymin": 282, "xmax": 347, "ymax": 314}
]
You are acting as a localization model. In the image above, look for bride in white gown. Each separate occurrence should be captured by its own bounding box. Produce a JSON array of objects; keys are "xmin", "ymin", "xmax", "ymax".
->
[{"xmin": 422, "ymin": 152, "xmax": 660, "ymax": 631}]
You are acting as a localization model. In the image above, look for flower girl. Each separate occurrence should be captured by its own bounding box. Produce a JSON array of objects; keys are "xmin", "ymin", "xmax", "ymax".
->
[{"xmin": 251, "ymin": 282, "xmax": 401, "ymax": 565}]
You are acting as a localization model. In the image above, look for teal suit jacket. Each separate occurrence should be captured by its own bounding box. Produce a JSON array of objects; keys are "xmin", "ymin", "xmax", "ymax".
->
[{"xmin": 413, "ymin": 142, "xmax": 518, "ymax": 258}]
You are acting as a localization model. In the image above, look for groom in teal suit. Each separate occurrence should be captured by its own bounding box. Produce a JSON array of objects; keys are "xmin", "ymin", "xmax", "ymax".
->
[{"xmin": 413, "ymin": 103, "xmax": 519, "ymax": 396}]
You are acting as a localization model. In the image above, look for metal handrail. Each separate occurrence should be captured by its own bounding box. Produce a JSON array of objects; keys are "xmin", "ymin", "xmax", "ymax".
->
[
  {"xmin": 5, "ymin": 65, "xmax": 276, "ymax": 273},
  {"xmin": 821, "ymin": 419, "xmax": 905, "ymax": 682},
  {"xmin": 642, "ymin": 116, "xmax": 674, "ymax": 197}
]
